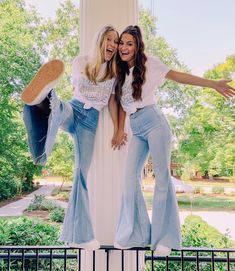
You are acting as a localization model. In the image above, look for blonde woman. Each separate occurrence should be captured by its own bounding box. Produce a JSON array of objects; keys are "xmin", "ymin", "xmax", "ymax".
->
[{"xmin": 21, "ymin": 25, "xmax": 124, "ymax": 250}]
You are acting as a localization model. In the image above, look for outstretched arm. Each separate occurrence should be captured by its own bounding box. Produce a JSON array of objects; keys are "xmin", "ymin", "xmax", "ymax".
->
[{"xmin": 166, "ymin": 70, "xmax": 235, "ymax": 98}]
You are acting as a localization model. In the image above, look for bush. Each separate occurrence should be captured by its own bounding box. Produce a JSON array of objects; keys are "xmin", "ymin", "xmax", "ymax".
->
[
  {"xmin": 0, "ymin": 217, "xmax": 78, "ymax": 270},
  {"xmin": 0, "ymin": 176, "xmax": 21, "ymax": 201},
  {"xmin": 193, "ymin": 186, "xmax": 204, "ymax": 194},
  {"xmin": 27, "ymin": 194, "xmax": 58, "ymax": 211},
  {"xmin": 41, "ymin": 199, "xmax": 59, "ymax": 211},
  {"xmin": 212, "ymin": 186, "xmax": 225, "ymax": 194},
  {"xmin": 0, "ymin": 217, "xmax": 61, "ymax": 246},
  {"xmin": 181, "ymin": 215, "xmax": 232, "ymax": 248},
  {"xmin": 0, "ymin": 162, "xmax": 22, "ymax": 201},
  {"xmin": 145, "ymin": 215, "xmax": 234, "ymax": 271},
  {"xmin": 49, "ymin": 207, "xmax": 65, "ymax": 222}
]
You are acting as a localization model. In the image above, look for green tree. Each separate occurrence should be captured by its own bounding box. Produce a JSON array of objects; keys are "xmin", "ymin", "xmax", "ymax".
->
[
  {"xmin": 35, "ymin": 0, "xmax": 80, "ymax": 177},
  {"xmin": 178, "ymin": 55, "xmax": 235, "ymax": 178},
  {"xmin": 1, "ymin": 0, "xmax": 80, "ymax": 189},
  {"xmin": 46, "ymin": 132, "xmax": 74, "ymax": 183},
  {"xmin": 0, "ymin": 0, "xmax": 43, "ymax": 200},
  {"xmin": 39, "ymin": 0, "xmax": 80, "ymax": 100},
  {"xmin": 139, "ymin": 9, "xmax": 200, "ymax": 170},
  {"xmin": 139, "ymin": 9, "xmax": 197, "ymax": 116}
]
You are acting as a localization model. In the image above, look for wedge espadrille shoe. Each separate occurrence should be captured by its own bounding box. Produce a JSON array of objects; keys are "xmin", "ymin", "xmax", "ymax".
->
[{"xmin": 21, "ymin": 59, "xmax": 65, "ymax": 105}]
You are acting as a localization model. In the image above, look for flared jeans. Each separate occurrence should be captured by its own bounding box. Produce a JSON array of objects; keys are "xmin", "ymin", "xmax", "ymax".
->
[
  {"xmin": 115, "ymin": 105, "xmax": 181, "ymax": 250},
  {"xmin": 23, "ymin": 90, "xmax": 99, "ymax": 244}
]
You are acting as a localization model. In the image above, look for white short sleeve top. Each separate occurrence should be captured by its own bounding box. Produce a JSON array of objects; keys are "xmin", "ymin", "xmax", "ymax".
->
[
  {"xmin": 120, "ymin": 56, "xmax": 171, "ymax": 115},
  {"xmin": 72, "ymin": 55, "xmax": 115, "ymax": 111}
]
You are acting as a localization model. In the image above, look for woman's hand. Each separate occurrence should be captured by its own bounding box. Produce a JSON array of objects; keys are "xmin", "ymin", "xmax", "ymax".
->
[
  {"xmin": 166, "ymin": 70, "xmax": 235, "ymax": 98},
  {"xmin": 111, "ymin": 130, "xmax": 128, "ymax": 150},
  {"xmin": 213, "ymin": 80, "xmax": 235, "ymax": 98}
]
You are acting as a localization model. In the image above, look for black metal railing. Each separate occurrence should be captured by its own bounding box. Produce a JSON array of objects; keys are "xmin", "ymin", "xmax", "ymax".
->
[{"xmin": 0, "ymin": 245, "xmax": 234, "ymax": 271}]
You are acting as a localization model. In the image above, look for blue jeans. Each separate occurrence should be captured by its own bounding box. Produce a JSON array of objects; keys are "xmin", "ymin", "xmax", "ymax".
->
[
  {"xmin": 23, "ymin": 90, "xmax": 99, "ymax": 244},
  {"xmin": 115, "ymin": 105, "xmax": 181, "ymax": 250}
]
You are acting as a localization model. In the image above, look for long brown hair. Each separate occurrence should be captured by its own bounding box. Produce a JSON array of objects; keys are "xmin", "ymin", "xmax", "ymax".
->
[{"xmin": 115, "ymin": 25, "xmax": 147, "ymax": 102}]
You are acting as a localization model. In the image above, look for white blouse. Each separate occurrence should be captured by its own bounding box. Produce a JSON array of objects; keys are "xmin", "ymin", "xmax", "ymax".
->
[
  {"xmin": 120, "ymin": 56, "xmax": 171, "ymax": 115},
  {"xmin": 72, "ymin": 55, "xmax": 115, "ymax": 111}
]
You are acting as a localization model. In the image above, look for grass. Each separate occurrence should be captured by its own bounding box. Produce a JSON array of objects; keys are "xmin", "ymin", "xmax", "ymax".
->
[
  {"xmin": 184, "ymin": 180, "xmax": 235, "ymax": 187},
  {"xmin": 143, "ymin": 177, "xmax": 235, "ymax": 187},
  {"xmin": 143, "ymin": 191, "xmax": 235, "ymax": 211},
  {"xmin": 178, "ymin": 194, "xmax": 235, "ymax": 210},
  {"xmin": 51, "ymin": 181, "xmax": 235, "ymax": 211}
]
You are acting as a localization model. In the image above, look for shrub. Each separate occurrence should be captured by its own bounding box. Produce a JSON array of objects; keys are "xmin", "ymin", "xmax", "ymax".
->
[
  {"xmin": 0, "ymin": 217, "xmax": 78, "ymax": 270},
  {"xmin": 49, "ymin": 207, "xmax": 65, "ymax": 222},
  {"xmin": 27, "ymin": 194, "xmax": 58, "ymax": 211},
  {"xmin": 145, "ymin": 215, "xmax": 234, "ymax": 271},
  {"xmin": 0, "ymin": 217, "xmax": 61, "ymax": 246},
  {"xmin": 212, "ymin": 186, "xmax": 225, "ymax": 194},
  {"xmin": 193, "ymin": 186, "xmax": 204, "ymax": 194},
  {"xmin": 0, "ymin": 165, "xmax": 21, "ymax": 201},
  {"xmin": 41, "ymin": 199, "xmax": 59, "ymax": 211},
  {"xmin": 182, "ymin": 215, "xmax": 233, "ymax": 248}
]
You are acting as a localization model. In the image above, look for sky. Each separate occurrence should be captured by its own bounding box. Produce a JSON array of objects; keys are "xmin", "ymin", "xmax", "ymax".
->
[
  {"xmin": 24, "ymin": 0, "xmax": 235, "ymax": 76},
  {"xmin": 140, "ymin": 0, "xmax": 235, "ymax": 75}
]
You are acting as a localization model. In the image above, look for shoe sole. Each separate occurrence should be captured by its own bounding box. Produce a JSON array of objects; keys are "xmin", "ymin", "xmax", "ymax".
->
[{"xmin": 21, "ymin": 59, "xmax": 65, "ymax": 105}]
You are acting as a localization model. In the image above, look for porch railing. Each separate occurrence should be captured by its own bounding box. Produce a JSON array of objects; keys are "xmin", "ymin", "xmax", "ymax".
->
[{"xmin": 0, "ymin": 245, "xmax": 234, "ymax": 271}]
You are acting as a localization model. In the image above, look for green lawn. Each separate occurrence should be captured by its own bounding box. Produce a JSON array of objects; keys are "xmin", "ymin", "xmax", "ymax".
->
[
  {"xmin": 143, "ymin": 191, "xmax": 235, "ymax": 211},
  {"xmin": 52, "ymin": 186, "xmax": 235, "ymax": 211},
  {"xmin": 185, "ymin": 180, "xmax": 235, "ymax": 187},
  {"xmin": 143, "ymin": 177, "xmax": 235, "ymax": 187}
]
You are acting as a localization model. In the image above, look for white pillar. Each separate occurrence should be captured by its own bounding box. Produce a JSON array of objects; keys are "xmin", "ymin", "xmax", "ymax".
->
[
  {"xmin": 80, "ymin": 0, "xmax": 138, "ymax": 54},
  {"xmin": 79, "ymin": 1, "xmax": 145, "ymax": 271}
]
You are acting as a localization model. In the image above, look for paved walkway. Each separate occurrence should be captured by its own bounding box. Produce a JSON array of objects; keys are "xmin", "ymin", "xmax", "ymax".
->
[
  {"xmin": 0, "ymin": 185, "xmax": 56, "ymax": 216},
  {"xmin": 0, "ymin": 183, "xmax": 234, "ymax": 241}
]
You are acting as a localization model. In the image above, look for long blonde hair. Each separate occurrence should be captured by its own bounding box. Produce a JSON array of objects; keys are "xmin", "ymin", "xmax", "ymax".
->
[{"xmin": 85, "ymin": 25, "xmax": 118, "ymax": 83}]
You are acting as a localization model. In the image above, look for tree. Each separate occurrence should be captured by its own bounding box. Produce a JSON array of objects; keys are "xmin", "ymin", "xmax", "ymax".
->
[
  {"xmin": 0, "ymin": 0, "xmax": 43, "ymax": 199},
  {"xmin": 178, "ymin": 55, "xmax": 235, "ymax": 178},
  {"xmin": 139, "ymin": 10, "xmax": 234, "ymax": 178},
  {"xmin": 46, "ymin": 132, "xmax": 74, "ymax": 184},
  {"xmin": 39, "ymin": 0, "xmax": 80, "ymax": 100},
  {"xmin": 36, "ymin": 0, "xmax": 80, "ymax": 177},
  {"xmin": 1, "ymin": 0, "xmax": 80, "ymax": 189},
  {"xmin": 139, "ymin": 9, "xmax": 197, "ymax": 116}
]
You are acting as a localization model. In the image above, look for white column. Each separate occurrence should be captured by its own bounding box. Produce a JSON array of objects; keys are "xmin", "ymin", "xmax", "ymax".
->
[
  {"xmin": 79, "ymin": 1, "xmax": 145, "ymax": 271},
  {"xmin": 80, "ymin": 0, "xmax": 138, "ymax": 54}
]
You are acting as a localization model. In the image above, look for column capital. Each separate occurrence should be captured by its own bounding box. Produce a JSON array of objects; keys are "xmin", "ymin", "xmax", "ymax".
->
[{"xmin": 80, "ymin": 0, "xmax": 138, "ymax": 54}]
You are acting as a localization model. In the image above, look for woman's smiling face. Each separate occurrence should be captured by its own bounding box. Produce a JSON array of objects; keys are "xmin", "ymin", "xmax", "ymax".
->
[
  {"xmin": 118, "ymin": 33, "xmax": 136, "ymax": 68},
  {"xmin": 103, "ymin": 30, "xmax": 119, "ymax": 61}
]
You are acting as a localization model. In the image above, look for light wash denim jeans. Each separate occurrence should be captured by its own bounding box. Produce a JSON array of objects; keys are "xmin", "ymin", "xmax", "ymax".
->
[
  {"xmin": 23, "ymin": 90, "xmax": 99, "ymax": 244},
  {"xmin": 115, "ymin": 105, "xmax": 181, "ymax": 250}
]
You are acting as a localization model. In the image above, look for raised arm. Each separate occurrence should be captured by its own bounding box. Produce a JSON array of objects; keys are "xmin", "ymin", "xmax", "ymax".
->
[{"xmin": 166, "ymin": 70, "xmax": 235, "ymax": 98}]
